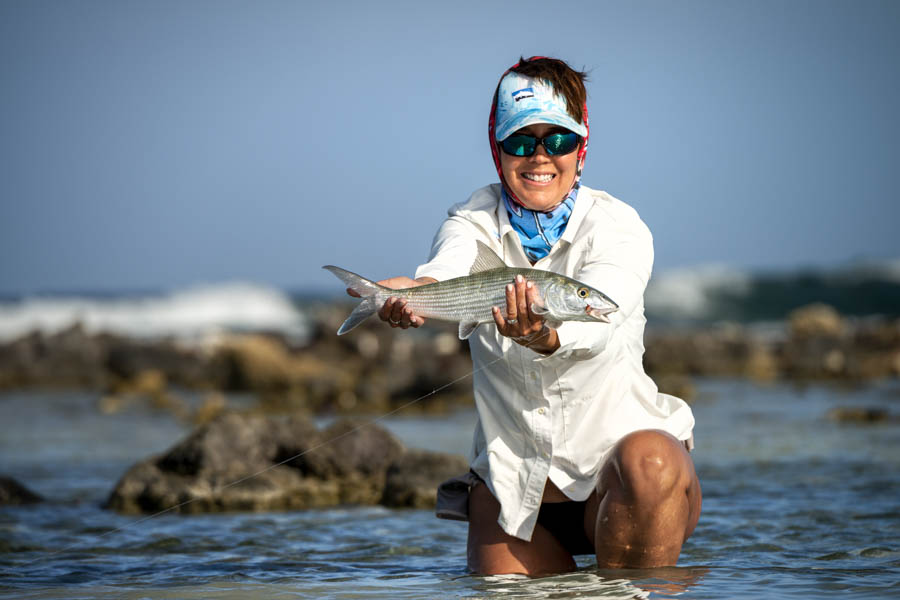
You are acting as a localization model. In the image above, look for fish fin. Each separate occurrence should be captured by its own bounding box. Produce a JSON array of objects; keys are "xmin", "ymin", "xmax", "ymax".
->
[
  {"xmin": 337, "ymin": 297, "xmax": 378, "ymax": 335},
  {"xmin": 530, "ymin": 302, "xmax": 561, "ymax": 329},
  {"xmin": 544, "ymin": 318, "xmax": 563, "ymax": 330},
  {"xmin": 469, "ymin": 240, "xmax": 507, "ymax": 274},
  {"xmin": 458, "ymin": 321, "xmax": 480, "ymax": 340},
  {"xmin": 322, "ymin": 265, "xmax": 384, "ymax": 297},
  {"xmin": 530, "ymin": 302, "xmax": 549, "ymax": 315}
]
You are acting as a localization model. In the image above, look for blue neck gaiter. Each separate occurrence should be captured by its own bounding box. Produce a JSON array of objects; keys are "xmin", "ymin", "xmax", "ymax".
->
[{"xmin": 503, "ymin": 187, "xmax": 577, "ymax": 262}]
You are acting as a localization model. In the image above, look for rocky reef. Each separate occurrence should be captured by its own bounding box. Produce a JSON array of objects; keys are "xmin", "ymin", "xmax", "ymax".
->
[
  {"xmin": 644, "ymin": 304, "xmax": 900, "ymax": 389},
  {"xmin": 0, "ymin": 302, "xmax": 898, "ymax": 414}
]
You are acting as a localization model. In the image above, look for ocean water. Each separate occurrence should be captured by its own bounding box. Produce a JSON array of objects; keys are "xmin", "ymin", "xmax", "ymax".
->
[{"xmin": 1, "ymin": 379, "xmax": 899, "ymax": 599}]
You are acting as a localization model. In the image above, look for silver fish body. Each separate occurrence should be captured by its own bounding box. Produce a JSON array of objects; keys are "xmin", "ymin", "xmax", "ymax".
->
[{"xmin": 323, "ymin": 241, "xmax": 618, "ymax": 339}]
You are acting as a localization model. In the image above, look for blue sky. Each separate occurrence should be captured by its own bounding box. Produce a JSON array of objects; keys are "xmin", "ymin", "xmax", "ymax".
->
[{"xmin": 1, "ymin": 0, "xmax": 898, "ymax": 294}]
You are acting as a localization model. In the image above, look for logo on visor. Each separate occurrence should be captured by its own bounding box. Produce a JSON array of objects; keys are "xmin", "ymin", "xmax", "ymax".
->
[{"xmin": 512, "ymin": 87, "xmax": 534, "ymax": 103}]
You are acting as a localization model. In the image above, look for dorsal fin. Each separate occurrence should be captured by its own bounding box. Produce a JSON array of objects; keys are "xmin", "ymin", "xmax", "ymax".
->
[{"xmin": 470, "ymin": 240, "xmax": 507, "ymax": 274}]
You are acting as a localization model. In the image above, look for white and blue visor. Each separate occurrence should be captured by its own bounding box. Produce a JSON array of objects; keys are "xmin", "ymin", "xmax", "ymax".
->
[{"xmin": 493, "ymin": 72, "xmax": 588, "ymax": 142}]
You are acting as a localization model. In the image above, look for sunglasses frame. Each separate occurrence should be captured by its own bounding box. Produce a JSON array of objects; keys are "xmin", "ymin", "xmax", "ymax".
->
[{"xmin": 499, "ymin": 131, "xmax": 582, "ymax": 157}]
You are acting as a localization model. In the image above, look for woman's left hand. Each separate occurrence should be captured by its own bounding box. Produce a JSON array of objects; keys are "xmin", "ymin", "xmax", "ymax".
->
[{"xmin": 492, "ymin": 274, "xmax": 560, "ymax": 355}]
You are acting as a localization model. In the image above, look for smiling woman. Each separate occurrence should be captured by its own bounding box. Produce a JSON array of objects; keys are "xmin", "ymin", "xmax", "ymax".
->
[
  {"xmin": 342, "ymin": 56, "xmax": 700, "ymax": 576},
  {"xmin": 499, "ymin": 123, "xmax": 580, "ymax": 212}
]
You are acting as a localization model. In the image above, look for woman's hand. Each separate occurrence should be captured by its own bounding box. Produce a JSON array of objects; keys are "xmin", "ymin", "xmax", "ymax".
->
[
  {"xmin": 492, "ymin": 274, "xmax": 560, "ymax": 355},
  {"xmin": 346, "ymin": 276, "xmax": 436, "ymax": 329}
]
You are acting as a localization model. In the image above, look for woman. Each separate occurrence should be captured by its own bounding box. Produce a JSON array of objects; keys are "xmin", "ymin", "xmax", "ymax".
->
[{"xmin": 365, "ymin": 57, "xmax": 700, "ymax": 575}]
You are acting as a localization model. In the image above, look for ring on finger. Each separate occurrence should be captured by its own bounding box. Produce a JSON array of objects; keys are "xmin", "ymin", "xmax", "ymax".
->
[
  {"xmin": 389, "ymin": 317, "xmax": 401, "ymax": 325},
  {"xmin": 507, "ymin": 318, "xmax": 517, "ymax": 324}
]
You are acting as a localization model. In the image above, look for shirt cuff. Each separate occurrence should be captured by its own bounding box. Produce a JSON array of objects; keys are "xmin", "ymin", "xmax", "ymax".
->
[{"xmin": 534, "ymin": 320, "xmax": 612, "ymax": 365}]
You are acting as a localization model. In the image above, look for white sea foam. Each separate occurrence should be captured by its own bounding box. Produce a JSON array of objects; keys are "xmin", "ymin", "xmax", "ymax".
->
[
  {"xmin": 0, "ymin": 282, "xmax": 309, "ymax": 343},
  {"xmin": 645, "ymin": 265, "xmax": 752, "ymax": 320}
]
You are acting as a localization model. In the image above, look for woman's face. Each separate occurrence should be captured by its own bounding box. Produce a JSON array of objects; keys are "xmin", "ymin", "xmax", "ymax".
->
[{"xmin": 499, "ymin": 123, "xmax": 579, "ymax": 212}]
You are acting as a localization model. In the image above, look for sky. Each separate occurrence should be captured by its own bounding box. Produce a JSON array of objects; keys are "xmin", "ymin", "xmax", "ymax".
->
[{"xmin": 1, "ymin": 0, "xmax": 898, "ymax": 295}]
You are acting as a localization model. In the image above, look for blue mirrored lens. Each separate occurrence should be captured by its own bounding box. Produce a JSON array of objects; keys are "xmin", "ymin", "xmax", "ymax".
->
[
  {"xmin": 543, "ymin": 133, "xmax": 579, "ymax": 155},
  {"xmin": 501, "ymin": 135, "xmax": 537, "ymax": 156}
]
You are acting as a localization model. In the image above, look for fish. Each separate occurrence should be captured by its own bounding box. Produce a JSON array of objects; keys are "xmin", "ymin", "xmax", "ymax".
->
[{"xmin": 323, "ymin": 240, "xmax": 619, "ymax": 340}]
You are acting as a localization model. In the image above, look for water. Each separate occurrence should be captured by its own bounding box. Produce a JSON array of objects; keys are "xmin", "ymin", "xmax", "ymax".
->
[{"xmin": 1, "ymin": 379, "xmax": 899, "ymax": 598}]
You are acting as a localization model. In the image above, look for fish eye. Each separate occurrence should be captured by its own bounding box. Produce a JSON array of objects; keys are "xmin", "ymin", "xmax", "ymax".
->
[{"xmin": 577, "ymin": 287, "xmax": 589, "ymax": 298}]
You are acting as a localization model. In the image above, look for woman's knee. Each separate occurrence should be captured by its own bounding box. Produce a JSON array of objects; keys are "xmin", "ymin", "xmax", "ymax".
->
[{"xmin": 609, "ymin": 430, "xmax": 691, "ymax": 501}]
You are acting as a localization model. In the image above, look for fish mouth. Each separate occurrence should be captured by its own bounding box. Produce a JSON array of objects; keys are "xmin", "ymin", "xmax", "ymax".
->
[{"xmin": 586, "ymin": 305, "xmax": 617, "ymax": 323}]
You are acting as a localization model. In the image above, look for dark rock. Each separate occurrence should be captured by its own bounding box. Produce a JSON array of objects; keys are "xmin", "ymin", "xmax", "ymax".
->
[
  {"xmin": 644, "ymin": 323, "xmax": 759, "ymax": 378},
  {"xmin": 157, "ymin": 413, "xmax": 318, "ymax": 476},
  {"xmin": 0, "ymin": 324, "xmax": 107, "ymax": 389},
  {"xmin": 826, "ymin": 407, "xmax": 892, "ymax": 423},
  {"xmin": 291, "ymin": 418, "xmax": 405, "ymax": 479},
  {"xmin": 0, "ymin": 475, "xmax": 43, "ymax": 505},
  {"xmin": 106, "ymin": 412, "xmax": 460, "ymax": 514},
  {"xmin": 105, "ymin": 339, "xmax": 215, "ymax": 388},
  {"xmin": 382, "ymin": 449, "xmax": 469, "ymax": 509}
]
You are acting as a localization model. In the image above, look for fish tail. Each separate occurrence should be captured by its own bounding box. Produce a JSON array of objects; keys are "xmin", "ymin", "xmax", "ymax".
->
[
  {"xmin": 322, "ymin": 266, "xmax": 385, "ymax": 335},
  {"xmin": 338, "ymin": 296, "xmax": 377, "ymax": 335}
]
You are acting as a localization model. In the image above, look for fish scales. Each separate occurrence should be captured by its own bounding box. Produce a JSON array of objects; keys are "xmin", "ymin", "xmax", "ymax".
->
[
  {"xmin": 397, "ymin": 268, "xmax": 550, "ymax": 323},
  {"xmin": 322, "ymin": 240, "xmax": 619, "ymax": 339}
]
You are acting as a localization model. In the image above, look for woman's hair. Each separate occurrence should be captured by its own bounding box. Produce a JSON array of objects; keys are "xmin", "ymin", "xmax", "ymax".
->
[{"xmin": 507, "ymin": 56, "xmax": 589, "ymax": 124}]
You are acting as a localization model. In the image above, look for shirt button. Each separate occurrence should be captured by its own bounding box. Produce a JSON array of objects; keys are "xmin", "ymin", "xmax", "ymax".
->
[
  {"xmin": 529, "ymin": 372, "xmax": 538, "ymax": 381},
  {"xmin": 538, "ymin": 408, "xmax": 545, "ymax": 415}
]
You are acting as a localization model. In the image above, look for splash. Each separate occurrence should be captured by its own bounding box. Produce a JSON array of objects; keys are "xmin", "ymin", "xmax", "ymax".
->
[{"xmin": 0, "ymin": 282, "xmax": 309, "ymax": 343}]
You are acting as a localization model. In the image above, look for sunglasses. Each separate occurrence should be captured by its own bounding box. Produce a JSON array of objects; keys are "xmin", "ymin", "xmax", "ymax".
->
[{"xmin": 499, "ymin": 131, "xmax": 581, "ymax": 157}]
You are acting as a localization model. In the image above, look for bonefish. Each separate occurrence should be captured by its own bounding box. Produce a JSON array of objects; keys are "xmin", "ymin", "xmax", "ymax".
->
[{"xmin": 323, "ymin": 240, "xmax": 618, "ymax": 340}]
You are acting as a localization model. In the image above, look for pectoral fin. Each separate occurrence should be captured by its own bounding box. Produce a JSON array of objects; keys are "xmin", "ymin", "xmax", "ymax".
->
[
  {"xmin": 458, "ymin": 321, "xmax": 480, "ymax": 340},
  {"xmin": 529, "ymin": 303, "xmax": 561, "ymax": 329},
  {"xmin": 530, "ymin": 302, "xmax": 549, "ymax": 315}
]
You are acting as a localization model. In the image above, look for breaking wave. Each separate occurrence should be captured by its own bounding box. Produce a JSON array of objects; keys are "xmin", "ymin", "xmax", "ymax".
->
[
  {"xmin": 646, "ymin": 259, "xmax": 900, "ymax": 323},
  {"xmin": 0, "ymin": 282, "xmax": 309, "ymax": 343}
]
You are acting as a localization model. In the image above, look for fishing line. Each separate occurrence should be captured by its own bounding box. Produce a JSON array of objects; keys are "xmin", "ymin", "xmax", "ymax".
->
[{"xmin": 12, "ymin": 326, "xmax": 553, "ymax": 570}]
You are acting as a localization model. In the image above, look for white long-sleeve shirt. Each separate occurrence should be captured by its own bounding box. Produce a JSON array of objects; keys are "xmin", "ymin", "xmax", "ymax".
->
[{"xmin": 415, "ymin": 183, "xmax": 695, "ymax": 541}]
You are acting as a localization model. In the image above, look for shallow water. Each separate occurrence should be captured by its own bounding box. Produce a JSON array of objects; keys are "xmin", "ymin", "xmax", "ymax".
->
[{"xmin": 1, "ymin": 379, "xmax": 899, "ymax": 599}]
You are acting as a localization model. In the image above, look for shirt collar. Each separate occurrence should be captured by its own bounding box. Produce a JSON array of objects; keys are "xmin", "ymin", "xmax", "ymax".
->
[{"xmin": 560, "ymin": 186, "xmax": 589, "ymax": 244}]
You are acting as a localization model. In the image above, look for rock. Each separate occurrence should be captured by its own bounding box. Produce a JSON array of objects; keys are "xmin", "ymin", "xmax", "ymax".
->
[
  {"xmin": 0, "ymin": 475, "xmax": 43, "ymax": 505},
  {"xmin": 381, "ymin": 449, "xmax": 469, "ymax": 509},
  {"xmin": 0, "ymin": 324, "xmax": 107, "ymax": 389},
  {"xmin": 213, "ymin": 335, "xmax": 360, "ymax": 412},
  {"xmin": 644, "ymin": 323, "xmax": 758, "ymax": 378},
  {"xmin": 789, "ymin": 303, "xmax": 844, "ymax": 339},
  {"xmin": 289, "ymin": 419, "xmax": 405, "ymax": 479},
  {"xmin": 192, "ymin": 392, "xmax": 227, "ymax": 425},
  {"xmin": 105, "ymin": 339, "xmax": 213, "ymax": 388},
  {"xmin": 156, "ymin": 413, "xmax": 317, "ymax": 477},
  {"xmin": 826, "ymin": 407, "xmax": 891, "ymax": 423},
  {"xmin": 106, "ymin": 412, "xmax": 461, "ymax": 514},
  {"xmin": 745, "ymin": 344, "xmax": 779, "ymax": 382}
]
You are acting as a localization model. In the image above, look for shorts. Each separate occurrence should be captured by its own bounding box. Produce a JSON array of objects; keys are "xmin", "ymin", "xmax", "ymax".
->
[{"xmin": 435, "ymin": 470, "xmax": 594, "ymax": 556}]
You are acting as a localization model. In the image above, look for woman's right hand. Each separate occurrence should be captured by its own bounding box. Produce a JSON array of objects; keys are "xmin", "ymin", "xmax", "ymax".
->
[{"xmin": 346, "ymin": 276, "xmax": 436, "ymax": 329}]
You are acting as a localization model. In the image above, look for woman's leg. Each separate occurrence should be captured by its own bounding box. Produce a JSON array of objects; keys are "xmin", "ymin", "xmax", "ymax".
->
[
  {"xmin": 585, "ymin": 429, "xmax": 702, "ymax": 568},
  {"xmin": 467, "ymin": 482, "xmax": 576, "ymax": 575}
]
